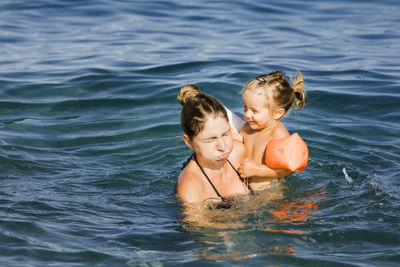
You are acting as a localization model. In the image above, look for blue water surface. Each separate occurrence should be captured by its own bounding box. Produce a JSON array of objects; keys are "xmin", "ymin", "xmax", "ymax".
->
[{"xmin": 0, "ymin": 0, "xmax": 399, "ymax": 266}]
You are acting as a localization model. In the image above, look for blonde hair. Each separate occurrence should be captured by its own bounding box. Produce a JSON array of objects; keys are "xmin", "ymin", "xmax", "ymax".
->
[
  {"xmin": 242, "ymin": 70, "xmax": 307, "ymax": 115},
  {"xmin": 177, "ymin": 84, "xmax": 201, "ymax": 106}
]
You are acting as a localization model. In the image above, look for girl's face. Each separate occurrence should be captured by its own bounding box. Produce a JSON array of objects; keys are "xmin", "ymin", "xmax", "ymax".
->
[
  {"xmin": 242, "ymin": 90, "xmax": 274, "ymax": 130},
  {"xmin": 183, "ymin": 115, "xmax": 233, "ymax": 165}
]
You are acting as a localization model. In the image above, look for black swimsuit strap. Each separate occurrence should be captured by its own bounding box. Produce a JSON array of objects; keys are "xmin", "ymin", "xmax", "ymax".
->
[
  {"xmin": 227, "ymin": 159, "xmax": 254, "ymax": 194},
  {"xmin": 193, "ymin": 154, "xmax": 223, "ymax": 199},
  {"xmin": 181, "ymin": 153, "xmax": 194, "ymax": 170},
  {"xmin": 193, "ymin": 154, "xmax": 254, "ymax": 198}
]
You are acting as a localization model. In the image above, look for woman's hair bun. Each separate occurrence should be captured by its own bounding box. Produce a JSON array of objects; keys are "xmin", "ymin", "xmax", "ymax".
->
[{"xmin": 177, "ymin": 84, "xmax": 201, "ymax": 105}]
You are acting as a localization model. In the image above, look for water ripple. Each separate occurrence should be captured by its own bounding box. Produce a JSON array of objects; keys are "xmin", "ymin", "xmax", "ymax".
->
[{"xmin": 1, "ymin": 0, "xmax": 400, "ymax": 266}]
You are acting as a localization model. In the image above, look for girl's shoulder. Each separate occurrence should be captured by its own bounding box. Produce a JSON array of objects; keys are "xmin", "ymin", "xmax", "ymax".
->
[{"xmin": 271, "ymin": 122, "xmax": 289, "ymax": 139}]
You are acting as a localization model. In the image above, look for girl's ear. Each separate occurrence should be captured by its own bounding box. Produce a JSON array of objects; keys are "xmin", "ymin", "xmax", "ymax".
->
[
  {"xmin": 273, "ymin": 108, "xmax": 285, "ymax": 120},
  {"xmin": 182, "ymin": 134, "xmax": 193, "ymax": 150}
]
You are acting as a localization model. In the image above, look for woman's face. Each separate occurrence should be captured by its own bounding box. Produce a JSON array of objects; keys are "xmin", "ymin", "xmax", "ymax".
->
[{"xmin": 184, "ymin": 115, "xmax": 233, "ymax": 164}]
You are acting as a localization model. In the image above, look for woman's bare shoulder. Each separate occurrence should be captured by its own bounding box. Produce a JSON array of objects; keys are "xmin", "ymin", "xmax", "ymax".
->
[
  {"xmin": 229, "ymin": 140, "xmax": 245, "ymax": 167},
  {"xmin": 176, "ymin": 162, "xmax": 204, "ymax": 203}
]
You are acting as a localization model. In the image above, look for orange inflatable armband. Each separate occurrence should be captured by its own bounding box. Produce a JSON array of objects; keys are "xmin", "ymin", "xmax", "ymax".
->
[{"xmin": 265, "ymin": 133, "xmax": 309, "ymax": 173}]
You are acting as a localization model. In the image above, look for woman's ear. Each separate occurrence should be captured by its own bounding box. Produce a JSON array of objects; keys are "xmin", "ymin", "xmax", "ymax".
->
[
  {"xmin": 273, "ymin": 108, "xmax": 285, "ymax": 120},
  {"xmin": 182, "ymin": 134, "xmax": 193, "ymax": 150}
]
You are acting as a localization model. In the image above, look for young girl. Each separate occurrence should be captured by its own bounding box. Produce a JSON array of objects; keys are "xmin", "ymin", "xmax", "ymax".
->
[{"xmin": 238, "ymin": 70, "xmax": 307, "ymax": 191}]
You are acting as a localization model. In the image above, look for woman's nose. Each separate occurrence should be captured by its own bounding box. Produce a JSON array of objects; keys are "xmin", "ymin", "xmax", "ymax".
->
[{"xmin": 216, "ymin": 138, "xmax": 226, "ymax": 151}]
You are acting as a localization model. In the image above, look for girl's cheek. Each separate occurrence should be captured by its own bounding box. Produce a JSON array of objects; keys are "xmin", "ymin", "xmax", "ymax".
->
[{"xmin": 244, "ymin": 110, "xmax": 252, "ymax": 119}]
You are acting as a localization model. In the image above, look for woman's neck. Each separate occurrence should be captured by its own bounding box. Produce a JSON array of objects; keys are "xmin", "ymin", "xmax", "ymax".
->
[{"xmin": 195, "ymin": 154, "xmax": 227, "ymax": 174}]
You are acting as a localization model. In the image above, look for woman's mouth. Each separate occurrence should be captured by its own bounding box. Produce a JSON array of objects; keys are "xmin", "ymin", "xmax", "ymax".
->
[{"xmin": 218, "ymin": 152, "xmax": 230, "ymax": 160}]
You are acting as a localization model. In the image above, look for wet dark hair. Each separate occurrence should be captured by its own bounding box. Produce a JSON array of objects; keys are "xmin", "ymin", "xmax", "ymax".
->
[
  {"xmin": 177, "ymin": 84, "xmax": 201, "ymax": 105},
  {"xmin": 178, "ymin": 87, "xmax": 228, "ymax": 139}
]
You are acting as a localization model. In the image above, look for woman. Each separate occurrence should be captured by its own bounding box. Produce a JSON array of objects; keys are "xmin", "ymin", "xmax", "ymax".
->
[{"xmin": 176, "ymin": 86, "xmax": 253, "ymax": 206}]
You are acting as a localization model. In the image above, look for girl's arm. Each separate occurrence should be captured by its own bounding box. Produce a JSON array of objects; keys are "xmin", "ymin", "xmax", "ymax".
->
[
  {"xmin": 239, "ymin": 123, "xmax": 293, "ymax": 179},
  {"xmin": 238, "ymin": 158, "xmax": 293, "ymax": 179}
]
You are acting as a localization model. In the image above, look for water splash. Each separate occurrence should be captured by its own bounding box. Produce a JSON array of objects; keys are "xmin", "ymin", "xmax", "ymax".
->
[{"xmin": 342, "ymin": 167, "xmax": 354, "ymax": 184}]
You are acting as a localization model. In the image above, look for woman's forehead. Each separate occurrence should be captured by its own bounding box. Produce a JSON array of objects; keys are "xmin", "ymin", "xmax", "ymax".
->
[{"xmin": 197, "ymin": 116, "xmax": 230, "ymax": 137}]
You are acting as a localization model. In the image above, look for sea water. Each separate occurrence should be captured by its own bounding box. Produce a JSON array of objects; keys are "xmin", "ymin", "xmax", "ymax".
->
[{"xmin": 0, "ymin": 0, "xmax": 399, "ymax": 266}]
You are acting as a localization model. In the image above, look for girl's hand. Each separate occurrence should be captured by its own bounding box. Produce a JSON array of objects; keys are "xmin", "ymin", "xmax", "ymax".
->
[{"xmin": 238, "ymin": 158, "xmax": 258, "ymax": 178}]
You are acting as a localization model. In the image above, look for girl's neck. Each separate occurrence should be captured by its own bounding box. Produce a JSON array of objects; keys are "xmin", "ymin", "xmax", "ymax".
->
[{"xmin": 252, "ymin": 120, "xmax": 280, "ymax": 135}]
